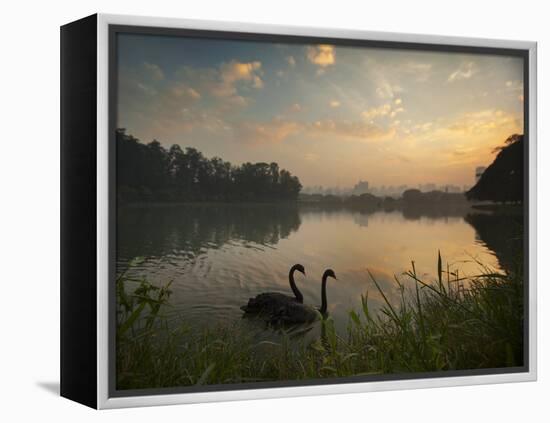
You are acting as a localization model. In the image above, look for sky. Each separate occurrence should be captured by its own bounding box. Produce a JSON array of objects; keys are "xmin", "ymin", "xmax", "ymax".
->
[{"xmin": 117, "ymin": 33, "xmax": 524, "ymax": 189}]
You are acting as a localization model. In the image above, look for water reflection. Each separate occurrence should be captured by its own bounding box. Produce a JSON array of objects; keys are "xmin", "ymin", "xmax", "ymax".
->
[
  {"xmin": 117, "ymin": 203, "xmax": 301, "ymax": 262},
  {"xmin": 116, "ymin": 203, "xmax": 517, "ymax": 337},
  {"xmin": 464, "ymin": 211, "xmax": 523, "ymax": 272}
]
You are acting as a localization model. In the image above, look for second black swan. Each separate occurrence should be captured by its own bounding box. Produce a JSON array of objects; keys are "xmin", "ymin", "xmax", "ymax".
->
[{"xmin": 268, "ymin": 269, "xmax": 337, "ymax": 325}]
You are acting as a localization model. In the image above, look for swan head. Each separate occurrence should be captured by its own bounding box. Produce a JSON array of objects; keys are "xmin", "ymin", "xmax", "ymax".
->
[
  {"xmin": 323, "ymin": 269, "xmax": 337, "ymax": 281},
  {"xmin": 292, "ymin": 263, "xmax": 306, "ymax": 276}
]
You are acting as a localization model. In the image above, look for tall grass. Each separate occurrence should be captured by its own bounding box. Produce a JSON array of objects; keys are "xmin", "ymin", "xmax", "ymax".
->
[{"xmin": 116, "ymin": 253, "xmax": 523, "ymax": 390}]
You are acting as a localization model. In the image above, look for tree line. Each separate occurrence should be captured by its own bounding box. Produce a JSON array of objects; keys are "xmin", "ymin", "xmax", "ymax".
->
[{"xmin": 116, "ymin": 129, "xmax": 302, "ymax": 203}]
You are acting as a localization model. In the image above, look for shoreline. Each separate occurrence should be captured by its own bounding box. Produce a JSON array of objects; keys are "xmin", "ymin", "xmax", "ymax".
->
[
  {"xmin": 118, "ymin": 199, "xmax": 517, "ymax": 213},
  {"xmin": 119, "ymin": 200, "xmax": 301, "ymax": 208}
]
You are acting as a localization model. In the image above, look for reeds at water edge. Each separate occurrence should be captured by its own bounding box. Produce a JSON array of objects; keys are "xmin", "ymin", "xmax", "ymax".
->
[{"xmin": 116, "ymin": 252, "xmax": 524, "ymax": 390}]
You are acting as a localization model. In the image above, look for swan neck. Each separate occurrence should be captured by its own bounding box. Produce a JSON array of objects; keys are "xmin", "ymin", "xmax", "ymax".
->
[
  {"xmin": 320, "ymin": 276, "xmax": 328, "ymax": 314},
  {"xmin": 289, "ymin": 268, "xmax": 304, "ymax": 303}
]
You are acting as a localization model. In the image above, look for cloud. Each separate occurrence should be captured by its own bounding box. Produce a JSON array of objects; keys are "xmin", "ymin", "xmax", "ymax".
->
[
  {"xmin": 233, "ymin": 118, "xmax": 301, "ymax": 145},
  {"xmin": 211, "ymin": 60, "xmax": 264, "ymax": 97},
  {"xmin": 362, "ymin": 101, "xmax": 405, "ymax": 121},
  {"xmin": 116, "ymin": 39, "xmax": 524, "ymax": 190},
  {"xmin": 120, "ymin": 62, "xmax": 166, "ymax": 100},
  {"xmin": 505, "ymin": 80, "xmax": 523, "ymax": 102},
  {"xmin": 307, "ymin": 45, "xmax": 335, "ymax": 67},
  {"xmin": 309, "ymin": 119, "xmax": 395, "ymax": 142},
  {"xmin": 231, "ymin": 114, "xmax": 396, "ymax": 145},
  {"xmin": 289, "ymin": 103, "xmax": 302, "ymax": 112},
  {"xmin": 174, "ymin": 60, "xmax": 264, "ymax": 111},
  {"xmin": 119, "ymin": 60, "xmax": 267, "ymax": 142},
  {"xmin": 390, "ymin": 107, "xmax": 405, "ymax": 118},
  {"xmin": 136, "ymin": 82, "xmax": 157, "ymax": 97},
  {"xmin": 403, "ymin": 62, "xmax": 432, "ymax": 82},
  {"xmin": 505, "ymin": 80, "xmax": 522, "ymax": 90},
  {"xmin": 119, "ymin": 59, "xmax": 267, "ymax": 145},
  {"xmin": 412, "ymin": 122, "xmax": 433, "ymax": 132},
  {"xmin": 382, "ymin": 110, "xmax": 523, "ymax": 175},
  {"xmin": 405, "ymin": 62, "xmax": 432, "ymax": 72},
  {"xmin": 220, "ymin": 61, "xmax": 262, "ymax": 84},
  {"xmin": 362, "ymin": 104, "xmax": 392, "ymax": 120},
  {"xmin": 395, "ymin": 108, "xmax": 522, "ymax": 169},
  {"xmin": 119, "ymin": 64, "xmax": 201, "ymax": 116},
  {"xmin": 170, "ymin": 84, "xmax": 201, "ymax": 100},
  {"xmin": 448, "ymin": 62, "xmax": 477, "ymax": 82},
  {"xmin": 376, "ymin": 82, "xmax": 403, "ymax": 99},
  {"xmin": 252, "ymin": 75, "xmax": 264, "ymax": 88},
  {"xmin": 224, "ymin": 95, "xmax": 251, "ymax": 107},
  {"xmin": 447, "ymin": 109, "xmax": 520, "ymax": 134},
  {"xmin": 142, "ymin": 62, "xmax": 164, "ymax": 81}
]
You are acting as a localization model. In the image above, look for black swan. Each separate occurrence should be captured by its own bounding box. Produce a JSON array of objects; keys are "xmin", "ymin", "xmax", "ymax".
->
[
  {"xmin": 269, "ymin": 269, "xmax": 337, "ymax": 325},
  {"xmin": 240, "ymin": 264, "xmax": 306, "ymax": 316}
]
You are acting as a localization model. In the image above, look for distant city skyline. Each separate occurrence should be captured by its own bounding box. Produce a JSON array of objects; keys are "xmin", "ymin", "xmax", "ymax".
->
[
  {"xmin": 118, "ymin": 34, "xmax": 524, "ymax": 188},
  {"xmin": 302, "ymin": 180, "xmax": 468, "ymax": 197}
]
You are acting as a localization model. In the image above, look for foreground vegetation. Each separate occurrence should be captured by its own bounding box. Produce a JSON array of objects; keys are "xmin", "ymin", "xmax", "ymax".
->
[{"xmin": 116, "ymin": 254, "xmax": 523, "ymax": 390}]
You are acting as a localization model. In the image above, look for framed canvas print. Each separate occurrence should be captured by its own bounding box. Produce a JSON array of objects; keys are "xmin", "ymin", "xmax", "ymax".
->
[{"xmin": 60, "ymin": 13, "xmax": 537, "ymax": 409}]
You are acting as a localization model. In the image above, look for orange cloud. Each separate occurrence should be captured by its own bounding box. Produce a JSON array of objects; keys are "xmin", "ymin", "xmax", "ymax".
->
[
  {"xmin": 361, "ymin": 101, "xmax": 405, "ymax": 121},
  {"xmin": 210, "ymin": 60, "xmax": 264, "ymax": 97},
  {"xmin": 447, "ymin": 109, "xmax": 521, "ymax": 134},
  {"xmin": 362, "ymin": 104, "xmax": 391, "ymax": 120},
  {"xmin": 233, "ymin": 118, "xmax": 301, "ymax": 145},
  {"xmin": 307, "ymin": 45, "xmax": 335, "ymax": 67},
  {"xmin": 231, "ymin": 115, "xmax": 397, "ymax": 146}
]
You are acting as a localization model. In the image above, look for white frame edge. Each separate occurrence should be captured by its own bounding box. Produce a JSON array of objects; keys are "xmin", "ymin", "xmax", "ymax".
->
[{"xmin": 96, "ymin": 13, "xmax": 537, "ymax": 409}]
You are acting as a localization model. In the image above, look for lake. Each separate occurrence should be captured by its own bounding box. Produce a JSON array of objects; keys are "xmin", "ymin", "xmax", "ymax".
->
[{"xmin": 116, "ymin": 203, "xmax": 518, "ymax": 338}]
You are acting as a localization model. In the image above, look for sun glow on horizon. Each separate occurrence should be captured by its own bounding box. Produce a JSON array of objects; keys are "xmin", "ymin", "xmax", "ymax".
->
[{"xmin": 117, "ymin": 34, "xmax": 524, "ymax": 189}]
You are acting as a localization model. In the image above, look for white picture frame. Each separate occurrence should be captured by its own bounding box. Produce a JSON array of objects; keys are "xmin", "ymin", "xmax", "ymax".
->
[{"xmin": 60, "ymin": 13, "xmax": 537, "ymax": 409}]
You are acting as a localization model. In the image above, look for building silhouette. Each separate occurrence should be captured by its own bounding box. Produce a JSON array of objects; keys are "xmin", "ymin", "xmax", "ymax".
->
[{"xmin": 352, "ymin": 180, "xmax": 370, "ymax": 195}]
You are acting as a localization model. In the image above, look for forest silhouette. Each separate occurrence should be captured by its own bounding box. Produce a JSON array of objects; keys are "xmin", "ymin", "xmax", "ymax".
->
[
  {"xmin": 117, "ymin": 129, "xmax": 524, "ymax": 206},
  {"xmin": 116, "ymin": 129, "xmax": 302, "ymax": 203}
]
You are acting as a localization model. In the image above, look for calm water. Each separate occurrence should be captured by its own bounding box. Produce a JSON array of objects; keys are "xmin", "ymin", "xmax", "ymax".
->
[{"xmin": 117, "ymin": 203, "xmax": 510, "ymax": 337}]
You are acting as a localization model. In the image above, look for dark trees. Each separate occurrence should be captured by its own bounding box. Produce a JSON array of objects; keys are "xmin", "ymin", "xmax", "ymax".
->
[
  {"xmin": 402, "ymin": 189, "xmax": 423, "ymax": 202},
  {"xmin": 116, "ymin": 129, "xmax": 302, "ymax": 203},
  {"xmin": 466, "ymin": 134, "xmax": 524, "ymax": 203}
]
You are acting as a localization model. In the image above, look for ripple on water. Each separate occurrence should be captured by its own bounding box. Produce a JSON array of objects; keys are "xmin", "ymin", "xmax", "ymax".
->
[{"xmin": 117, "ymin": 204, "xmax": 507, "ymax": 341}]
